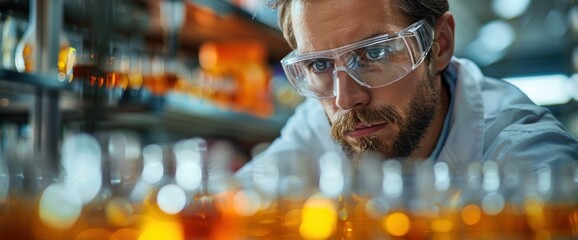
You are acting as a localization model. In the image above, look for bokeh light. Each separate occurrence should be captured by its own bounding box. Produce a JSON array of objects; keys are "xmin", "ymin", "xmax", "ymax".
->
[
  {"xmin": 319, "ymin": 151, "xmax": 344, "ymax": 197},
  {"xmin": 383, "ymin": 212, "xmax": 410, "ymax": 237},
  {"xmin": 139, "ymin": 221, "xmax": 184, "ymax": 240},
  {"xmin": 461, "ymin": 204, "xmax": 482, "ymax": 226},
  {"xmin": 110, "ymin": 228, "xmax": 141, "ymax": 240},
  {"xmin": 142, "ymin": 144, "xmax": 164, "ymax": 184},
  {"xmin": 233, "ymin": 189, "xmax": 262, "ymax": 216},
  {"xmin": 105, "ymin": 197, "xmax": 135, "ymax": 227},
  {"xmin": 478, "ymin": 21, "xmax": 515, "ymax": 53},
  {"xmin": 61, "ymin": 133, "xmax": 103, "ymax": 204},
  {"xmin": 431, "ymin": 219, "xmax": 454, "ymax": 233},
  {"xmin": 175, "ymin": 160, "xmax": 202, "ymax": 191},
  {"xmin": 38, "ymin": 183, "xmax": 82, "ymax": 230},
  {"xmin": 482, "ymin": 193, "xmax": 506, "ymax": 216},
  {"xmin": 299, "ymin": 195, "xmax": 337, "ymax": 240},
  {"xmin": 491, "ymin": 0, "xmax": 531, "ymax": 19},
  {"xmin": 382, "ymin": 161, "xmax": 403, "ymax": 198},
  {"xmin": 157, "ymin": 184, "xmax": 187, "ymax": 214},
  {"xmin": 75, "ymin": 228, "xmax": 111, "ymax": 240}
]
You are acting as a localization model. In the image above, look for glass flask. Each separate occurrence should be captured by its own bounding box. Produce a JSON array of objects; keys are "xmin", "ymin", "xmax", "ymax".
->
[
  {"xmin": 14, "ymin": 0, "xmax": 76, "ymax": 82},
  {"xmin": 0, "ymin": 12, "xmax": 18, "ymax": 70},
  {"xmin": 524, "ymin": 160, "xmax": 578, "ymax": 239}
]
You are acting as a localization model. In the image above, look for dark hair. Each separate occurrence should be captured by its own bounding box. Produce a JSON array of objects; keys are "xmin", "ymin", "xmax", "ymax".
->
[{"xmin": 266, "ymin": 0, "xmax": 449, "ymax": 49}]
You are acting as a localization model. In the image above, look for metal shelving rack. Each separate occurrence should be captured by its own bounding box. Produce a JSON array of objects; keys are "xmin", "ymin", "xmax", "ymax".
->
[{"xmin": 0, "ymin": 0, "xmax": 295, "ymax": 155}]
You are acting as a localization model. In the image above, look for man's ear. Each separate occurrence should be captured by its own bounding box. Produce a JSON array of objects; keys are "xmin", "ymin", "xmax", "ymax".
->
[{"xmin": 432, "ymin": 12, "xmax": 455, "ymax": 73}]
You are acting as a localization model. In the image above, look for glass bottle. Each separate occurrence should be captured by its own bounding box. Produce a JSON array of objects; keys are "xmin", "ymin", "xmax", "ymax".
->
[
  {"xmin": 524, "ymin": 160, "xmax": 578, "ymax": 239},
  {"xmin": 0, "ymin": 124, "xmax": 20, "ymax": 239},
  {"xmin": 57, "ymin": 33, "xmax": 76, "ymax": 82},
  {"xmin": 31, "ymin": 132, "xmax": 102, "ymax": 240},
  {"xmin": 125, "ymin": 36, "xmax": 144, "ymax": 91},
  {"xmin": 82, "ymin": 131, "xmax": 142, "ymax": 240},
  {"xmin": 0, "ymin": 12, "xmax": 18, "ymax": 70},
  {"xmin": 13, "ymin": 4, "xmax": 34, "ymax": 73},
  {"xmin": 106, "ymin": 41, "xmax": 130, "ymax": 90},
  {"xmin": 14, "ymin": 0, "xmax": 76, "ymax": 82},
  {"xmin": 135, "ymin": 143, "xmax": 186, "ymax": 240}
]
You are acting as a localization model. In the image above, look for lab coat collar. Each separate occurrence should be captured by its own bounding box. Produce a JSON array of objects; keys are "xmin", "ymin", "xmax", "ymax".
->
[{"xmin": 438, "ymin": 58, "xmax": 485, "ymax": 168}]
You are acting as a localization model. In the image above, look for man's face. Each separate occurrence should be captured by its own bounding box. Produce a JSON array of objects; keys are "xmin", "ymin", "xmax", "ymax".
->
[{"xmin": 290, "ymin": 0, "xmax": 441, "ymax": 160}]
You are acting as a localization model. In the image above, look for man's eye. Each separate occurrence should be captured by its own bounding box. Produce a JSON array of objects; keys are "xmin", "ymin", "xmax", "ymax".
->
[
  {"xmin": 309, "ymin": 59, "xmax": 333, "ymax": 72},
  {"xmin": 364, "ymin": 47, "xmax": 390, "ymax": 60}
]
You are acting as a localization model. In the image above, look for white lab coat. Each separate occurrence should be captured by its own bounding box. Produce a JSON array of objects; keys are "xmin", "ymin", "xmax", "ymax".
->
[{"xmin": 236, "ymin": 58, "xmax": 578, "ymax": 180}]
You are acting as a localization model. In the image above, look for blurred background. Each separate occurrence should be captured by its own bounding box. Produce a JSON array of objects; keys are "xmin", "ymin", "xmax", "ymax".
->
[
  {"xmin": 0, "ymin": 0, "xmax": 576, "ymax": 167},
  {"xmin": 451, "ymin": 0, "xmax": 578, "ymax": 125}
]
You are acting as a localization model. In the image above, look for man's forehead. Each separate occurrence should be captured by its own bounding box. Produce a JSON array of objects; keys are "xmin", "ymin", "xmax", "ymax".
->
[{"xmin": 290, "ymin": 0, "xmax": 407, "ymax": 53}]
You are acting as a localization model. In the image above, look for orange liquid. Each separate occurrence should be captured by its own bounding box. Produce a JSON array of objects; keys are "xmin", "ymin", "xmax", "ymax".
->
[
  {"xmin": 20, "ymin": 44, "xmax": 75, "ymax": 78},
  {"xmin": 235, "ymin": 198, "xmax": 306, "ymax": 240},
  {"xmin": 22, "ymin": 43, "xmax": 34, "ymax": 72},
  {"xmin": 500, "ymin": 203, "xmax": 531, "ymax": 237},
  {"xmin": 460, "ymin": 205, "xmax": 502, "ymax": 238},
  {"xmin": 458, "ymin": 203, "xmax": 536, "ymax": 239},
  {"xmin": 57, "ymin": 46, "xmax": 76, "ymax": 81},
  {"xmin": 127, "ymin": 72, "xmax": 143, "ymax": 90},
  {"xmin": 73, "ymin": 64, "xmax": 105, "ymax": 87},
  {"xmin": 107, "ymin": 71, "xmax": 129, "ymax": 89},
  {"xmin": 0, "ymin": 197, "xmax": 35, "ymax": 239},
  {"xmin": 238, "ymin": 205, "xmax": 279, "ymax": 239},
  {"xmin": 2, "ymin": 191, "xmax": 144, "ymax": 240},
  {"xmin": 351, "ymin": 197, "xmax": 384, "ymax": 239},
  {"xmin": 179, "ymin": 196, "xmax": 221, "ymax": 240},
  {"xmin": 527, "ymin": 203, "xmax": 578, "ymax": 238},
  {"xmin": 142, "ymin": 73, "xmax": 178, "ymax": 96}
]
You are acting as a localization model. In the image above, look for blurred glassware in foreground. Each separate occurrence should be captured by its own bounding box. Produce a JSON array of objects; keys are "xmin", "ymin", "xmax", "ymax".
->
[{"xmin": 0, "ymin": 126, "xmax": 577, "ymax": 239}]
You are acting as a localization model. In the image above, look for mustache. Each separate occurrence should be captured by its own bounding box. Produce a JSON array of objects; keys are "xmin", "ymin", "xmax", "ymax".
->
[{"xmin": 331, "ymin": 106, "xmax": 402, "ymax": 138}]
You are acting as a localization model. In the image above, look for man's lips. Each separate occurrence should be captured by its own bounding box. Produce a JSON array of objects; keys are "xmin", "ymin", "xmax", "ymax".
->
[{"xmin": 346, "ymin": 122, "xmax": 388, "ymax": 138}]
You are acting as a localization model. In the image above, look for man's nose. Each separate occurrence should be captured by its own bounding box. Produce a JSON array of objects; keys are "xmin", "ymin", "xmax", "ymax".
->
[{"xmin": 333, "ymin": 68, "xmax": 370, "ymax": 110}]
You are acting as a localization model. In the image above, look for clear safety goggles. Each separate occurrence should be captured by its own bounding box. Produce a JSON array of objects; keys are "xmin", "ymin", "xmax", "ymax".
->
[{"xmin": 280, "ymin": 19, "xmax": 434, "ymax": 98}]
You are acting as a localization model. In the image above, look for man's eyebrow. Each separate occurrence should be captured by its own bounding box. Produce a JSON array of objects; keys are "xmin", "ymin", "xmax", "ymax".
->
[
  {"xmin": 297, "ymin": 31, "xmax": 395, "ymax": 55},
  {"xmin": 367, "ymin": 32, "xmax": 389, "ymax": 39},
  {"xmin": 351, "ymin": 31, "xmax": 393, "ymax": 43}
]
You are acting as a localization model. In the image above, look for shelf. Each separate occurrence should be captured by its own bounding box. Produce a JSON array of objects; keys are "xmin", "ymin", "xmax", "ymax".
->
[
  {"xmin": 0, "ymin": 69, "xmax": 71, "ymax": 90},
  {"xmin": 0, "ymin": 69, "xmax": 293, "ymax": 144},
  {"xmin": 144, "ymin": 0, "xmax": 291, "ymax": 62},
  {"xmin": 0, "ymin": 69, "xmax": 83, "ymax": 124},
  {"xmin": 1, "ymin": 0, "xmax": 291, "ymax": 66},
  {"xmin": 90, "ymin": 91, "xmax": 293, "ymax": 144},
  {"xmin": 0, "ymin": 0, "xmax": 295, "ymax": 146},
  {"xmin": 0, "ymin": 69, "xmax": 78, "ymax": 121}
]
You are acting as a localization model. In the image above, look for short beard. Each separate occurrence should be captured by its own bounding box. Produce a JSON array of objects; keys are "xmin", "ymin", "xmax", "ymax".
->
[
  {"xmin": 329, "ymin": 69, "xmax": 439, "ymax": 161},
  {"xmin": 330, "ymin": 106, "xmax": 402, "ymax": 159}
]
